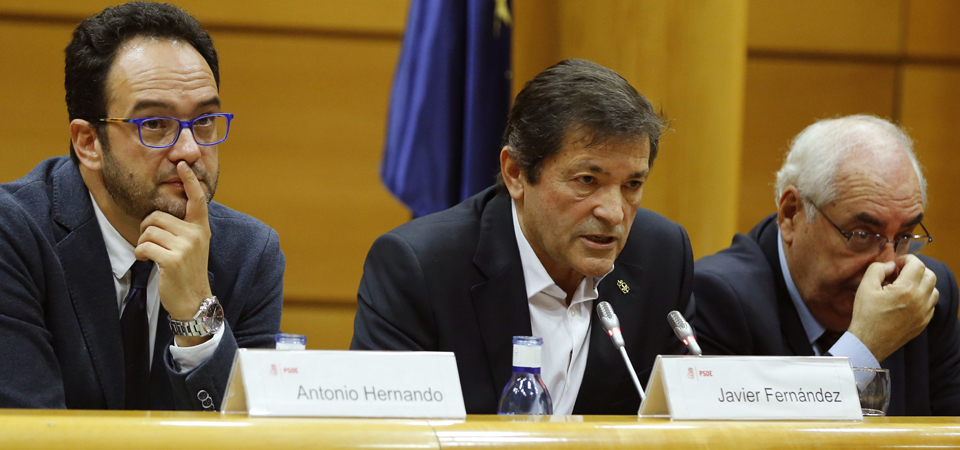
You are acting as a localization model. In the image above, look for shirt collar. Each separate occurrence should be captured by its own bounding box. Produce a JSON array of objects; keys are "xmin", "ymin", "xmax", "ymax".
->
[
  {"xmin": 777, "ymin": 226, "xmax": 827, "ymax": 345},
  {"xmin": 89, "ymin": 192, "xmax": 138, "ymax": 280},
  {"xmin": 511, "ymin": 199, "xmax": 610, "ymax": 303}
]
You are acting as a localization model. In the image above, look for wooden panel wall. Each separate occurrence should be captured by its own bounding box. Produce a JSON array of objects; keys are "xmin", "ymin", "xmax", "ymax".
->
[
  {"xmin": 0, "ymin": 1, "xmax": 410, "ymax": 349},
  {"xmin": 742, "ymin": 0, "xmax": 960, "ymax": 274},
  {"xmin": 513, "ymin": 0, "xmax": 748, "ymax": 260}
]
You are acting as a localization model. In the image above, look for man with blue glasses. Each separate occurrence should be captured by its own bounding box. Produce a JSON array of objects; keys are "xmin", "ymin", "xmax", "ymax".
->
[
  {"xmin": 0, "ymin": 2, "xmax": 283, "ymax": 411},
  {"xmin": 694, "ymin": 115, "xmax": 960, "ymax": 415}
]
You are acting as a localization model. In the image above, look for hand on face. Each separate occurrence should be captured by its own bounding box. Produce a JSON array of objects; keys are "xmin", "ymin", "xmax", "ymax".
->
[
  {"xmin": 134, "ymin": 161, "xmax": 213, "ymax": 334},
  {"xmin": 847, "ymin": 254, "xmax": 938, "ymax": 362}
]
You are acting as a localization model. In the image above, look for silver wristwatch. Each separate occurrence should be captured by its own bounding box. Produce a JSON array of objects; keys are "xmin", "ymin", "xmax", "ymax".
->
[{"xmin": 168, "ymin": 296, "xmax": 224, "ymax": 337}]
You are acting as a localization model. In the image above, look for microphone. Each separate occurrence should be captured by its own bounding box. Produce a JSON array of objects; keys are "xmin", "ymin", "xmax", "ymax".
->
[
  {"xmin": 596, "ymin": 301, "xmax": 645, "ymax": 402},
  {"xmin": 667, "ymin": 310, "xmax": 702, "ymax": 356}
]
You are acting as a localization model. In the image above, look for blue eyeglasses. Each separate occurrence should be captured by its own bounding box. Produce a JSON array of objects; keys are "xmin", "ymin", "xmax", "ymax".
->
[{"xmin": 99, "ymin": 113, "xmax": 234, "ymax": 149}]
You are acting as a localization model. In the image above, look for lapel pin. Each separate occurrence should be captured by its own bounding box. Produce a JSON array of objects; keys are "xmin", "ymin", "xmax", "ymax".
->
[{"xmin": 617, "ymin": 280, "xmax": 630, "ymax": 294}]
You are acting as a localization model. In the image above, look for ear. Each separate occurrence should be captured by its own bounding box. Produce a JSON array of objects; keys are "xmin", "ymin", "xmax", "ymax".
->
[
  {"xmin": 777, "ymin": 186, "xmax": 804, "ymax": 244},
  {"xmin": 500, "ymin": 146, "xmax": 524, "ymax": 201},
  {"xmin": 70, "ymin": 119, "xmax": 103, "ymax": 171}
]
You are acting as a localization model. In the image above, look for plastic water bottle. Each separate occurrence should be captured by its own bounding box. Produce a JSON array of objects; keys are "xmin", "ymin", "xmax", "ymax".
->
[{"xmin": 497, "ymin": 336, "xmax": 553, "ymax": 415}]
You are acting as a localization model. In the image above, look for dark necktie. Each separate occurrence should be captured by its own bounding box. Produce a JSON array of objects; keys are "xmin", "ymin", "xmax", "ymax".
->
[
  {"xmin": 815, "ymin": 329, "xmax": 845, "ymax": 356},
  {"xmin": 120, "ymin": 260, "xmax": 154, "ymax": 409}
]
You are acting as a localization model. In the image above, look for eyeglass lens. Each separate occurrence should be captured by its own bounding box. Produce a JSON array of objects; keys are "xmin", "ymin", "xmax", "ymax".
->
[
  {"xmin": 139, "ymin": 116, "xmax": 229, "ymax": 147},
  {"xmin": 846, "ymin": 234, "xmax": 927, "ymax": 255}
]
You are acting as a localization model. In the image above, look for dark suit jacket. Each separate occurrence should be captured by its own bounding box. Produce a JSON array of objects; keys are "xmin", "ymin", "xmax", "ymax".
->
[
  {"xmin": 694, "ymin": 213, "xmax": 960, "ymax": 415},
  {"xmin": 0, "ymin": 157, "xmax": 285, "ymax": 410},
  {"xmin": 351, "ymin": 187, "xmax": 695, "ymax": 414}
]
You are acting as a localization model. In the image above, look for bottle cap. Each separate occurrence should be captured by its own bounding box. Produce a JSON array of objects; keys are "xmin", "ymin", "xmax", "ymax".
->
[{"xmin": 511, "ymin": 336, "xmax": 542, "ymax": 368}]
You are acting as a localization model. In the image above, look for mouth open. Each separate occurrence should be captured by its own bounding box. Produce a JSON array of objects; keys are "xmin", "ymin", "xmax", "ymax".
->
[{"xmin": 583, "ymin": 235, "xmax": 615, "ymax": 245}]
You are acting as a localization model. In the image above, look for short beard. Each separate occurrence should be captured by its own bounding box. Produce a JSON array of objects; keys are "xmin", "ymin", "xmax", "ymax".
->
[{"xmin": 100, "ymin": 138, "xmax": 218, "ymax": 221}]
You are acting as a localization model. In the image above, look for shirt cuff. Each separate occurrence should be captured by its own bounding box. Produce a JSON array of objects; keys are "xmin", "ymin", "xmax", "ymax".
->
[
  {"xmin": 169, "ymin": 326, "xmax": 225, "ymax": 373},
  {"xmin": 829, "ymin": 331, "xmax": 880, "ymax": 369}
]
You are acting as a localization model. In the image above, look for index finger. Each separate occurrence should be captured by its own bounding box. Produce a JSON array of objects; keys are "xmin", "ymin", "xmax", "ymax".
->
[{"xmin": 177, "ymin": 161, "xmax": 208, "ymax": 224}]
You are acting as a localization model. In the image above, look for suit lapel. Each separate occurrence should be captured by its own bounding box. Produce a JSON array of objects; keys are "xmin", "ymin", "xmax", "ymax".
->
[
  {"xmin": 755, "ymin": 216, "xmax": 814, "ymax": 356},
  {"xmin": 470, "ymin": 193, "xmax": 532, "ymax": 398},
  {"xmin": 52, "ymin": 162, "xmax": 126, "ymax": 409}
]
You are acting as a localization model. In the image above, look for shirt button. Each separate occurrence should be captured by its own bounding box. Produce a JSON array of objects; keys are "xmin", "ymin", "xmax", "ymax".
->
[{"xmin": 570, "ymin": 309, "xmax": 577, "ymax": 316}]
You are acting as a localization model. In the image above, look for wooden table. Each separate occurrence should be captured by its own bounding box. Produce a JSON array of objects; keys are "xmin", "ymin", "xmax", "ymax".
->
[{"xmin": 1, "ymin": 410, "xmax": 959, "ymax": 449}]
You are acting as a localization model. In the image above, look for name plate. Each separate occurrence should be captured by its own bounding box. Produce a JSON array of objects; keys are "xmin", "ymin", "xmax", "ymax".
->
[
  {"xmin": 639, "ymin": 355, "xmax": 862, "ymax": 421},
  {"xmin": 222, "ymin": 349, "xmax": 466, "ymax": 419}
]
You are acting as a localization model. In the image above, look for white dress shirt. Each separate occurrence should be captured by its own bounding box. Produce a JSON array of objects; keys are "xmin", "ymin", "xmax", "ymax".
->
[
  {"xmin": 511, "ymin": 200, "xmax": 611, "ymax": 414},
  {"xmin": 90, "ymin": 193, "xmax": 222, "ymax": 372},
  {"xmin": 777, "ymin": 228, "xmax": 880, "ymax": 368}
]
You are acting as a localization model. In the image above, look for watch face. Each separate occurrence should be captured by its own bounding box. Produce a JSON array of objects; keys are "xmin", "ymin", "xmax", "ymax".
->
[{"xmin": 204, "ymin": 300, "xmax": 225, "ymax": 332}]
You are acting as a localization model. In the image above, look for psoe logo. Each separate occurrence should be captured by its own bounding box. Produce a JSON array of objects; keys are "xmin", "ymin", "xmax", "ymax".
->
[
  {"xmin": 269, "ymin": 364, "xmax": 300, "ymax": 376},
  {"xmin": 687, "ymin": 367, "xmax": 695, "ymax": 379},
  {"xmin": 698, "ymin": 370, "xmax": 713, "ymax": 377}
]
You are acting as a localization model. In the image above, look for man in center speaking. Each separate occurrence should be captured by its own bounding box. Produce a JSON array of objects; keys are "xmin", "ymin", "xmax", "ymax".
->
[{"xmin": 351, "ymin": 59, "xmax": 694, "ymax": 414}]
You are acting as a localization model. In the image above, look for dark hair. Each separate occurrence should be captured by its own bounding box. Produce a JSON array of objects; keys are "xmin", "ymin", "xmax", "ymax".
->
[
  {"xmin": 496, "ymin": 58, "xmax": 664, "ymax": 191},
  {"xmin": 65, "ymin": 1, "xmax": 220, "ymax": 163}
]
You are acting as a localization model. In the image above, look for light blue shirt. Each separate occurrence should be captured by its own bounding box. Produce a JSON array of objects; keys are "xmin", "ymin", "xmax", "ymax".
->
[{"xmin": 777, "ymin": 228, "xmax": 880, "ymax": 368}]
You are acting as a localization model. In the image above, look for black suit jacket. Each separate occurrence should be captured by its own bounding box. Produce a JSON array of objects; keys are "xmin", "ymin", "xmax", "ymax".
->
[
  {"xmin": 0, "ymin": 157, "xmax": 285, "ymax": 410},
  {"xmin": 351, "ymin": 187, "xmax": 695, "ymax": 414},
  {"xmin": 694, "ymin": 213, "xmax": 960, "ymax": 415}
]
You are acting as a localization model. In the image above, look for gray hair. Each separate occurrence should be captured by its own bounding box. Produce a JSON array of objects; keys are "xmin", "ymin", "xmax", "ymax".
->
[{"xmin": 774, "ymin": 115, "xmax": 927, "ymax": 220}]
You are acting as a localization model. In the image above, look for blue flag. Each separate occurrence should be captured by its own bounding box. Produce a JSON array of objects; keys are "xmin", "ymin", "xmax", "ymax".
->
[{"xmin": 381, "ymin": 0, "xmax": 513, "ymax": 217}]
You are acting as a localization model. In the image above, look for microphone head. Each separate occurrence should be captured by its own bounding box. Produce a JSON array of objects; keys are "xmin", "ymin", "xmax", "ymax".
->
[
  {"xmin": 596, "ymin": 301, "xmax": 620, "ymax": 331},
  {"xmin": 667, "ymin": 310, "xmax": 691, "ymax": 335}
]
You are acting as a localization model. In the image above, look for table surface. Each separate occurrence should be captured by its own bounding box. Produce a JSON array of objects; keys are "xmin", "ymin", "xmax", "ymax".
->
[{"xmin": 2, "ymin": 410, "xmax": 959, "ymax": 449}]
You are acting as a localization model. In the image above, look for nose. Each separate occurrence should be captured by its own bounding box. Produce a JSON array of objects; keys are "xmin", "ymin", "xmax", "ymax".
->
[
  {"xmin": 874, "ymin": 239, "xmax": 898, "ymax": 264},
  {"xmin": 593, "ymin": 186, "xmax": 625, "ymax": 226},
  {"xmin": 167, "ymin": 125, "xmax": 202, "ymax": 165}
]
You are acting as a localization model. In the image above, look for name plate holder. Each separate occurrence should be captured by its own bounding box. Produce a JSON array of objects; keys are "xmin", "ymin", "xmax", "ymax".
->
[
  {"xmin": 639, "ymin": 355, "xmax": 862, "ymax": 421},
  {"xmin": 222, "ymin": 349, "xmax": 466, "ymax": 419}
]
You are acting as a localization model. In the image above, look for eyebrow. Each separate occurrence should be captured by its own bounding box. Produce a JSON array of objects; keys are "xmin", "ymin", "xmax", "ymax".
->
[
  {"xmin": 581, "ymin": 165, "xmax": 648, "ymax": 179},
  {"xmin": 130, "ymin": 96, "xmax": 221, "ymax": 115},
  {"xmin": 853, "ymin": 212, "xmax": 924, "ymax": 228}
]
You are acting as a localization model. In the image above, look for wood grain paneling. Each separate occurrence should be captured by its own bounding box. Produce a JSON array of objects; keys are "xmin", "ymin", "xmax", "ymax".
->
[
  {"xmin": 281, "ymin": 301, "xmax": 357, "ymax": 350},
  {"xmin": 211, "ymin": 31, "xmax": 409, "ymax": 301},
  {"xmin": 511, "ymin": 0, "xmax": 560, "ymax": 97},
  {"xmin": 0, "ymin": 22, "xmax": 74, "ymax": 182},
  {"xmin": 0, "ymin": 0, "xmax": 407, "ymax": 34},
  {"xmin": 900, "ymin": 66, "xmax": 960, "ymax": 273},
  {"xmin": 739, "ymin": 59, "xmax": 897, "ymax": 233},
  {"xmin": 905, "ymin": 0, "xmax": 960, "ymax": 59},
  {"xmin": 748, "ymin": 0, "xmax": 902, "ymax": 55}
]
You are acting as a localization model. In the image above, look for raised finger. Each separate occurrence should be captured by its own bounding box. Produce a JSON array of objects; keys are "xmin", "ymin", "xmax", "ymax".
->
[{"xmin": 177, "ymin": 161, "xmax": 209, "ymax": 225}]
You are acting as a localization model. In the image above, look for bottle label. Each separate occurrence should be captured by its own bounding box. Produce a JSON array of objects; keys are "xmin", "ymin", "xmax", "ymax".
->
[{"xmin": 512, "ymin": 343, "xmax": 541, "ymax": 368}]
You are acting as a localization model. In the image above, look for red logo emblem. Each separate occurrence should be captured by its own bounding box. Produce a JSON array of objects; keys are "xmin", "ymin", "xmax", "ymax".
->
[
  {"xmin": 270, "ymin": 364, "xmax": 278, "ymax": 376},
  {"xmin": 687, "ymin": 367, "xmax": 695, "ymax": 379}
]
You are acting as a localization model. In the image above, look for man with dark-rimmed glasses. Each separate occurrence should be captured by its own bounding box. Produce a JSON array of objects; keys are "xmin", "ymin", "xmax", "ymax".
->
[
  {"xmin": 694, "ymin": 115, "xmax": 960, "ymax": 416},
  {"xmin": 0, "ymin": 2, "xmax": 283, "ymax": 411}
]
